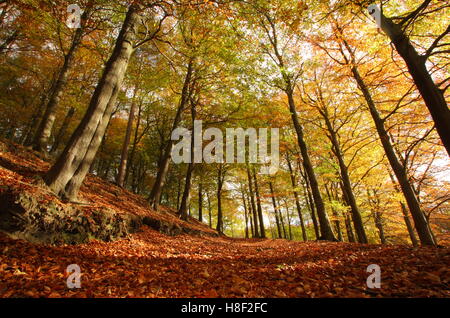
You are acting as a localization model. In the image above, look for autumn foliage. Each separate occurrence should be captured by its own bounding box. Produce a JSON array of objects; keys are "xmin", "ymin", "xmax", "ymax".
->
[{"xmin": 0, "ymin": 0, "xmax": 449, "ymax": 299}]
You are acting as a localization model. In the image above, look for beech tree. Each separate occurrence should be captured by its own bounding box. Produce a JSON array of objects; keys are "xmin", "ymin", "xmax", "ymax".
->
[
  {"xmin": 1, "ymin": 0, "xmax": 448, "ymax": 245},
  {"xmin": 333, "ymin": 21, "xmax": 437, "ymax": 246},
  {"xmin": 368, "ymin": 1, "xmax": 450, "ymax": 156},
  {"xmin": 31, "ymin": 4, "xmax": 93, "ymax": 152},
  {"xmin": 45, "ymin": 3, "xmax": 168, "ymax": 200}
]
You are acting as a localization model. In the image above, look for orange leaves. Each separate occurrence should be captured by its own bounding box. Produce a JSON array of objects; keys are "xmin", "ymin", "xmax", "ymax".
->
[
  {"xmin": 0, "ymin": 229, "xmax": 450, "ymax": 298},
  {"xmin": 202, "ymin": 289, "xmax": 219, "ymax": 298},
  {"xmin": 199, "ymin": 269, "xmax": 211, "ymax": 279}
]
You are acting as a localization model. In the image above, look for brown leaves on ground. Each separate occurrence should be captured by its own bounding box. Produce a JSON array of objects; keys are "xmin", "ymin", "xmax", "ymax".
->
[{"xmin": 0, "ymin": 229, "xmax": 449, "ymax": 298}]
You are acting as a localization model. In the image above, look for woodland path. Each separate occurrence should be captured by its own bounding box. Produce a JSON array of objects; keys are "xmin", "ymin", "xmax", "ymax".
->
[{"xmin": 1, "ymin": 228, "xmax": 448, "ymax": 298}]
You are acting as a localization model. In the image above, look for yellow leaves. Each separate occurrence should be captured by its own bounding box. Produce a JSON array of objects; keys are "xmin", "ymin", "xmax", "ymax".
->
[
  {"xmin": 274, "ymin": 290, "xmax": 287, "ymax": 297},
  {"xmin": 13, "ymin": 269, "xmax": 27, "ymax": 276},
  {"xmin": 200, "ymin": 269, "xmax": 210, "ymax": 279}
]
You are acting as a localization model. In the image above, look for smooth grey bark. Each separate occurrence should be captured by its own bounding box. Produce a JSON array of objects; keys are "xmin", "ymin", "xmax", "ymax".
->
[
  {"xmin": 63, "ymin": 86, "xmax": 120, "ymax": 198},
  {"xmin": 50, "ymin": 107, "xmax": 75, "ymax": 154},
  {"xmin": 32, "ymin": 8, "xmax": 91, "ymax": 152},
  {"xmin": 45, "ymin": 5, "xmax": 140, "ymax": 200},
  {"xmin": 376, "ymin": 9, "xmax": 450, "ymax": 156}
]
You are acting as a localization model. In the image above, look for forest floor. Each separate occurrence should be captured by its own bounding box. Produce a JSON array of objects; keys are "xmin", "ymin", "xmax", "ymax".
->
[
  {"xmin": 1, "ymin": 228, "xmax": 449, "ymax": 298},
  {"xmin": 0, "ymin": 140, "xmax": 449, "ymax": 298}
]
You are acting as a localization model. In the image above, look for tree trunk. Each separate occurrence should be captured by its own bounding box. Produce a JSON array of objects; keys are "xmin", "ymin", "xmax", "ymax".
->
[
  {"xmin": 277, "ymin": 197, "xmax": 287, "ymax": 239},
  {"xmin": 207, "ymin": 191, "xmax": 212, "ymax": 228},
  {"xmin": 247, "ymin": 194, "xmax": 255, "ymax": 237},
  {"xmin": 269, "ymin": 181, "xmax": 282, "ymax": 238},
  {"xmin": 22, "ymin": 92, "xmax": 48, "ymax": 145},
  {"xmin": 367, "ymin": 189, "xmax": 386, "ymax": 244},
  {"xmin": 178, "ymin": 161, "xmax": 194, "ymax": 221},
  {"xmin": 378, "ymin": 13, "xmax": 450, "ymax": 156},
  {"xmin": 178, "ymin": 93, "xmax": 197, "ymax": 220},
  {"xmin": 387, "ymin": 170, "xmax": 419, "ymax": 246},
  {"xmin": 345, "ymin": 213, "xmax": 356, "ymax": 243},
  {"xmin": 246, "ymin": 166, "xmax": 259, "ymax": 238},
  {"xmin": 50, "ymin": 106, "xmax": 75, "ymax": 153},
  {"xmin": 325, "ymin": 184, "xmax": 343, "ymax": 242},
  {"xmin": 216, "ymin": 164, "xmax": 224, "ymax": 233},
  {"xmin": 284, "ymin": 200, "xmax": 293, "ymax": 240},
  {"xmin": 253, "ymin": 167, "xmax": 266, "ymax": 238},
  {"xmin": 117, "ymin": 96, "xmax": 138, "ymax": 187},
  {"xmin": 241, "ymin": 189, "xmax": 249, "ymax": 239},
  {"xmin": 322, "ymin": 109, "xmax": 367, "ymax": 243},
  {"xmin": 149, "ymin": 60, "xmax": 194, "ymax": 209},
  {"xmin": 351, "ymin": 65, "xmax": 436, "ymax": 246},
  {"xmin": 285, "ymin": 92, "xmax": 335, "ymax": 240},
  {"xmin": 198, "ymin": 181, "xmax": 203, "ymax": 222},
  {"xmin": 374, "ymin": 210, "xmax": 386, "ymax": 244},
  {"xmin": 125, "ymin": 99, "xmax": 142, "ymax": 187},
  {"xmin": 176, "ymin": 177, "xmax": 182, "ymax": 210},
  {"xmin": 286, "ymin": 156, "xmax": 308, "ymax": 241},
  {"xmin": 44, "ymin": 5, "xmax": 140, "ymax": 200},
  {"xmin": 300, "ymin": 162, "xmax": 320, "ymax": 239},
  {"xmin": 32, "ymin": 9, "xmax": 90, "ymax": 152}
]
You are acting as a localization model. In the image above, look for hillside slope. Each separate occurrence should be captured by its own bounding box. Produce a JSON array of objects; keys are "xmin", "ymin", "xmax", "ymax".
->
[{"xmin": 0, "ymin": 139, "xmax": 218, "ymax": 242}]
